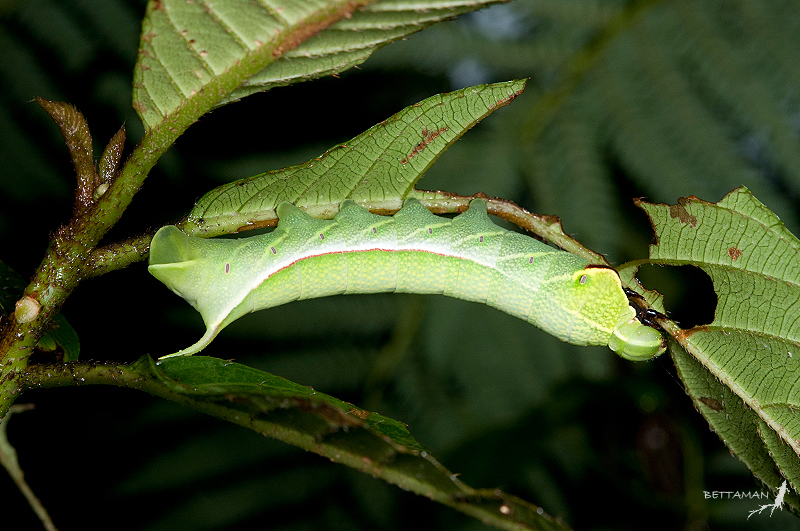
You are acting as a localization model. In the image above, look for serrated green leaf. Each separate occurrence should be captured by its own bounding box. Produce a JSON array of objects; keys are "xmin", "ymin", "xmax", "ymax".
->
[
  {"xmin": 133, "ymin": 0, "xmax": 504, "ymax": 130},
  {"xmin": 27, "ymin": 355, "xmax": 570, "ymax": 531},
  {"xmin": 155, "ymin": 355, "xmax": 426, "ymax": 448},
  {"xmin": 637, "ymin": 187, "xmax": 800, "ymax": 510},
  {"xmin": 670, "ymin": 342, "xmax": 800, "ymax": 511},
  {"xmin": 182, "ymin": 79, "xmax": 526, "ymax": 236}
]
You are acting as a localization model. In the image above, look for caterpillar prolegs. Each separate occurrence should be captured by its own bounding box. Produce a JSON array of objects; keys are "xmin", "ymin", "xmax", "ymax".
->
[{"xmin": 148, "ymin": 199, "xmax": 665, "ymax": 360}]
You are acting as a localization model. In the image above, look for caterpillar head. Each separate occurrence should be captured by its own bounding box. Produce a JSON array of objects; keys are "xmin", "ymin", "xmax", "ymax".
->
[{"xmin": 560, "ymin": 266, "xmax": 665, "ymax": 361}]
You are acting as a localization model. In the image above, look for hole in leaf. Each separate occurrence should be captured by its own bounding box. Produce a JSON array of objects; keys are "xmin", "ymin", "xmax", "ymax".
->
[{"xmin": 636, "ymin": 265, "xmax": 716, "ymax": 329}]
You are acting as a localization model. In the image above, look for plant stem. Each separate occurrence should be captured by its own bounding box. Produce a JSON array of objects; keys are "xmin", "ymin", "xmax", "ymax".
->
[
  {"xmin": 0, "ymin": 322, "xmax": 38, "ymax": 419},
  {"xmin": 0, "ymin": 404, "xmax": 58, "ymax": 531},
  {"xmin": 0, "ymin": 95, "xmax": 178, "ymax": 420},
  {"xmin": 0, "ymin": 0, "xmax": 383, "ymax": 421}
]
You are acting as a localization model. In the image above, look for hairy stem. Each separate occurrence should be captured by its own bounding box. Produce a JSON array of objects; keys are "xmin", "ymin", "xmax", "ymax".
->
[{"xmin": 0, "ymin": 0, "xmax": 410, "ymax": 421}]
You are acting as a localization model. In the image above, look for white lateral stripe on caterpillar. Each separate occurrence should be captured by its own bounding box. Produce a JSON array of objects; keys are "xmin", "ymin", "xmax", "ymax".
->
[{"xmin": 149, "ymin": 198, "xmax": 665, "ymax": 360}]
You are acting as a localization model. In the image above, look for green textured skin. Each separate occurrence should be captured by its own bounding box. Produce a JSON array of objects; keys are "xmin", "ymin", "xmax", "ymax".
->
[{"xmin": 149, "ymin": 199, "xmax": 664, "ymax": 359}]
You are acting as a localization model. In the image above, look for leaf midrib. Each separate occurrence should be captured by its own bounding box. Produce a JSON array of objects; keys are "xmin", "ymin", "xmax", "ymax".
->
[
  {"xmin": 143, "ymin": 0, "xmax": 379, "ymax": 132},
  {"xmin": 690, "ymin": 349, "xmax": 800, "ymax": 456}
]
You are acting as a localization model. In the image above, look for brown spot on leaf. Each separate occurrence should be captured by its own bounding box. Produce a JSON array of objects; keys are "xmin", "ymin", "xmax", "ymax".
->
[
  {"xmin": 676, "ymin": 325, "xmax": 708, "ymax": 340},
  {"xmin": 668, "ymin": 198, "xmax": 697, "ymax": 227},
  {"xmin": 727, "ymin": 247, "xmax": 742, "ymax": 260},
  {"xmin": 401, "ymin": 127, "xmax": 450, "ymax": 164},
  {"xmin": 699, "ymin": 397, "xmax": 723, "ymax": 412},
  {"xmin": 493, "ymin": 92, "xmax": 519, "ymax": 108},
  {"xmin": 293, "ymin": 398, "xmax": 363, "ymax": 428},
  {"xmin": 348, "ymin": 408, "xmax": 370, "ymax": 420}
]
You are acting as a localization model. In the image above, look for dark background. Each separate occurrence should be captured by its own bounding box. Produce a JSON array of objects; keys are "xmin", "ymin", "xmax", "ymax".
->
[{"xmin": 2, "ymin": 0, "xmax": 799, "ymax": 529}]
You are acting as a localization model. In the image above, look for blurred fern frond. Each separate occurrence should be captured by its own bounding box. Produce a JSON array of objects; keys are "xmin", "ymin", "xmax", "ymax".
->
[
  {"xmin": 525, "ymin": 0, "xmax": 800, "ymax": 256},
  {"xmin": 374, "ymin": 0, "xmax": 800, "ymax": 261}
]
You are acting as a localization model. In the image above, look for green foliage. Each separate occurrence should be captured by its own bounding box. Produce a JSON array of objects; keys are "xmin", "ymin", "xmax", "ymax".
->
[
  {"xmin": 374, "ymin": 0, "xmax": 800, "ymax": 259},
  {"xmin": 134, "ymin": 0, "xmax": 506, "ymax": 129},
  {"xmin": 29, "ymin": 354, "xmax": 570, "ymax": 530},
  {"xmin": 637, "ymin": 188, "xmax": 800, "ymax": 511},
  {"xmin": 183, "ymin": 80, "xmax": 526, "ymax": 236}
]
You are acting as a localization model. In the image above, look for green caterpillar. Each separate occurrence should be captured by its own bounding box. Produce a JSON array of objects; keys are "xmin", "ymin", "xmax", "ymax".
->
[{"xmin": 149, "ymin": 199, "xmax": 665, "ymax": 360}]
